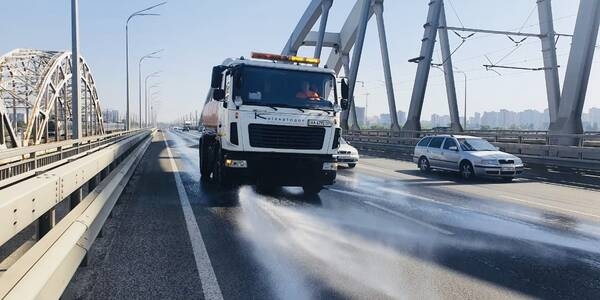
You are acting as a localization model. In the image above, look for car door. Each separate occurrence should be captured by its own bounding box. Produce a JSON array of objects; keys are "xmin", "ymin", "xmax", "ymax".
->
[
  {"xmin": 441, "ymin": 137, "xmax": 461, "ymax": 170},
  {"xmin": 426, "ymin": 137, "xmax": 445, "ymax": 168}
]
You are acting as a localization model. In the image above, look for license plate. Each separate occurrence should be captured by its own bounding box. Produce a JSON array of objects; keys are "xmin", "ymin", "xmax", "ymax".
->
[
  {"xmin": 502, "ymin": 166, "xmax": 515, "ymax": 171},
  {"xmin": 308, "ymin": 119, "xmax": 331, "ymax": 127}
]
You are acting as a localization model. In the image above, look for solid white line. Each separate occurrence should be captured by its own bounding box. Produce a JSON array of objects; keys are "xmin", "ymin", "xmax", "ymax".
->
[
  {"xmin": 163, "ymin": 134, "xmax": 224, "ymax": 300},
  {"xmin": 326, "ymin": 188, "xmax": 454, "ymax": 235},
  {"xmin": 499, "ymin": 195, "xmax": 600, "ymax": 219}
]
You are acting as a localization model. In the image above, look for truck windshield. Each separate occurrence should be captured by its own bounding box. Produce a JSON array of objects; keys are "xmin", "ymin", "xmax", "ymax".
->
[{"xmin": 233, "ymin": 66, "xmax": 336, "ymax": 111}]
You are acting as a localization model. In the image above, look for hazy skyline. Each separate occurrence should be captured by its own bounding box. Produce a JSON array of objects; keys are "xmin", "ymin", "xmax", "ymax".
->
[{"xmin": 1, "ymin": 0, "xmax": 598, "ymax": 123}]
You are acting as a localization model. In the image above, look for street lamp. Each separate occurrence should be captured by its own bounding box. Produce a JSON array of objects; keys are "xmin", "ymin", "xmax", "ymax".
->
[
  {"xmin": 147, "ymin": 84, "xmax": 160, "ymax": 127},
  {"xmin": 139, "ymin": 49, "xmax": 162, "ymax": 128},
  {"xmin": 144, "ymin": 71, "xmax": 161, "ymax": 127},
  {"xmin": 151, "ymin": 98, "xmax": 161, "ymax": 128},
  {"xmin": 125, "ymin": 1, "xmax": 166, "ymax": 130}
]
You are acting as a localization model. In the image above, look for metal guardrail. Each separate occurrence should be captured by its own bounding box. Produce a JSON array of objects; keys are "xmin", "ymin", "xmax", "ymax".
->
[
  {"xmin": 345, "ymin": 130, "xmax": 600, "ymax": 170},
  {"xmin": 347, "ymin": 129, "xmax": 600, "ymax": 147},
  {"xmin": 0, "ymin": 129, "xmax": 153, "ymax": 299},
  {"xmin": 0, "ymin": 130, "xmax": 143, "ymax": 187}
]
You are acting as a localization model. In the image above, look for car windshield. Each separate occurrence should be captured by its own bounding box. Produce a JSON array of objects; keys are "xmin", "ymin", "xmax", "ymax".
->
[
  {"xmin": 458, "ymin": 138, "xmax": 497, "ymax": 151},
  {"xmin": 233, "ymin": 66, "xmax": 335, "ymax": 111}
]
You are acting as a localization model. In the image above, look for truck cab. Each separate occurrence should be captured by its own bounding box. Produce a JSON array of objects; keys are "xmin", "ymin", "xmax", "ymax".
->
[{"xmin": 199, "ymin": 52, "xmax": 349, "ymax": 194}]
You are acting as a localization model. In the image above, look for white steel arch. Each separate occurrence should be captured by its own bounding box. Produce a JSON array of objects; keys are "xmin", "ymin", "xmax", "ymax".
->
[{"xmin": 0, "ymin": 49, "xmax": 104, "ymax": 148}]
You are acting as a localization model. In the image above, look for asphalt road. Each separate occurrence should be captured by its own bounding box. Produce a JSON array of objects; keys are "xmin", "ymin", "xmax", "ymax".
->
[{"xmin": 65, "ymin": 130, "xmax": 600, "ymax": 300}]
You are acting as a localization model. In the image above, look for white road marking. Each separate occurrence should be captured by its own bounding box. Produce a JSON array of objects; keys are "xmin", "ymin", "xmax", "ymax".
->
[
  {"xmin": 163, "ymin": 134, "xmax": 224, "ymax": 300},
  {"xmin": 327, "ymin": 188, "xmax": 454, "ymax": 235},
  {"xmin": 499, "ymin": 195, "xmax": 600, "ymax": 220}
]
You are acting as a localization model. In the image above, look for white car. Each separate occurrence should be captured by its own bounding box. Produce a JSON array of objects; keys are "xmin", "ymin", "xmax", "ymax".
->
[
  {"xmin": 413, "ymin": 135, "xmax": 524, "ymax": 181},
  {"xmin": 336, "ymin": 138, "xmax": 359, "ymax": 168}
]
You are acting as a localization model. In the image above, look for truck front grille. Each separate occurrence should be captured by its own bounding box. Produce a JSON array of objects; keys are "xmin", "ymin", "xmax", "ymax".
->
[{"xmin": 248, "ymin": 124, "xmax": 325, "ymax": 150}]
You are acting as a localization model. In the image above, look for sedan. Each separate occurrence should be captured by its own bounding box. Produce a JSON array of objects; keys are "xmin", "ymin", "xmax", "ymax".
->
[
  {"xmin": 413, "ymin": 135, "xmax": 524, "ymax": 181},
  {"xmin": 335, "ymin": 138, "xmax": 360, "ymax": 168}
]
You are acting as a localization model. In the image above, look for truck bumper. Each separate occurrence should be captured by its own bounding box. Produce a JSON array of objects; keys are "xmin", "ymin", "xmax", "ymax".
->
[{"xmin": 222, "ymin": 150, "xmax": 337, "ymax": 186}]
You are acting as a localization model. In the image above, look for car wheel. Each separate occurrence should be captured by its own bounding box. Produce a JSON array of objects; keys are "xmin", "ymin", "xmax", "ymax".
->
[
  {"xmin": 502, "ymin": 177, "xmax": 514, "ymax": 182},
  {"xmin": 418, "ymin": 157, "xmax": 430, "ymax": 173},
  {"xmin": 348, "ymin": 163, "xmax": 357, "ymax": 168},
  {"xmin": 460, "ymin": 161, "xmax": 475, "ymax": 180}
]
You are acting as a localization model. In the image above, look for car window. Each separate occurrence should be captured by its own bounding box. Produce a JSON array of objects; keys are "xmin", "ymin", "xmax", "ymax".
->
[
  {"xmin": 428, "ymin": 137, "xmax": 444, "ymax": 148},
  {"xmin": 443, "ymin": 138, "xmax": 458, "ymax": 150},
  {"xmin": 417, "ymin": 137, "xmax": 432, "ymax": 147},
  {"xmin": 458, "ymin": 138, "xmax": 497, "ymax": 151}
]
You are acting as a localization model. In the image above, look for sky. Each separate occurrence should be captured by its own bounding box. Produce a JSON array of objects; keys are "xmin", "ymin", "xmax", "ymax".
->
[{"xmin": 1, "ymin": 0, "xmax": 598, "ymax": 122}]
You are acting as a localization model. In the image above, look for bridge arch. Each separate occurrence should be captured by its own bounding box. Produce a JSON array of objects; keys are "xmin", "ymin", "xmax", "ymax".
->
[{"xmin": 0, "ymin": 49, "xmax": 104, "ymax": 148}]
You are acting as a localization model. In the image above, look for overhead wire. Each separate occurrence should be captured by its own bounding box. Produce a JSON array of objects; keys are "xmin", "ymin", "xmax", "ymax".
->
[{"xmin": 446, "ymin": 0, "xmax": 465, "ymax": 28}]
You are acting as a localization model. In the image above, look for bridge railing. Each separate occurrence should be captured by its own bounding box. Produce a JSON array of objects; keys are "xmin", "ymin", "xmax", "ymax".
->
[
  {"xmin": 344, "ymin": 130, "xmax": 600, "ymax": 170},
  {"xmin": 0, "ymin": 130, "xmax": 143, "ymax": 188},
  {"xmin": 0, "ymin": 129, "xmax": 153, "ymax": 299}
]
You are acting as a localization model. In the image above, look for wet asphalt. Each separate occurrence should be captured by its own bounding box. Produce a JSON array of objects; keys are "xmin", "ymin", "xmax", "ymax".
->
[{"xmin": 65, "ymin": 130, "xmax": 600, "ymax": 300}]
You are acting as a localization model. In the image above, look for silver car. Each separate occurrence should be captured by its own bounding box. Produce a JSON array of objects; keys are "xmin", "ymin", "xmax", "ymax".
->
[
  {"xmin": 335, "ymin": 138, "xmax": 360, "ymax": 168},
  {"xmin": 413, "ymin": 135, "xmax": 524, "ymax": 181}
]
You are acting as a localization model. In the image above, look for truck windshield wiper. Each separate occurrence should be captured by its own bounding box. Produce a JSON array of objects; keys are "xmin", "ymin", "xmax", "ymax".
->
[{"xmin": 271, "ymin": 104, "xmax": 304, "ymax": 112}]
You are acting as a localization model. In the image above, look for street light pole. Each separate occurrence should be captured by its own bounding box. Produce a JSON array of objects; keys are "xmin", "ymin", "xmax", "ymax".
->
[
  {"xmin": 144, "ymin": 72, "xmax": 161, "ymax": 127},
  {"xmin": 363, "ymin": 92, "xmax": 370, "ymax": 126},
  {"xmin": 71, "ymin": 0, "xmax": 81, "ymax": 139},
  {"xmin": 138, "ymin": 49, "xmax": 162, "ymax": 128},
  {"xmin": 125, "ymin": 2, "xmax": 166, "ymax": 131}
]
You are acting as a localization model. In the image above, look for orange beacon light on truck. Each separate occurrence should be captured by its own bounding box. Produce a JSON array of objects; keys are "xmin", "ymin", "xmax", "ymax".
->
[{"xmin": 251, "ymin": 52, "xmax": 320, "ymax": 65}]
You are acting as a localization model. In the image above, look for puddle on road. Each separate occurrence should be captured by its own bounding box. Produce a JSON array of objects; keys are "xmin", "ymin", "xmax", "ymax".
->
[{"xmin": 234, "ymin": 187, "xmax": 535, "ymax": 300}]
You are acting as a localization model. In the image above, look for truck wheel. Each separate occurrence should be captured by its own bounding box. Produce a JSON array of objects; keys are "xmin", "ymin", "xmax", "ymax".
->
[
  {"xmin": 303, "ymin": 185, "xmax": 323, "ymax": 195},
  {"xmin": 212, "ymin": 147, "xmax": 227, "ymax": 187},
  {"xmin": 199, "ymin": 137, "xmax": 212, "ymax": 182}
]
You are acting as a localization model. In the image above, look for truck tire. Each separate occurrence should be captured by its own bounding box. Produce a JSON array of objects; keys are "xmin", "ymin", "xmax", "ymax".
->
[
  {"xmin": 303, "ymin": 184, "xmax": 323, "ymax": 195},
  {"xmin": 199, "ymin": 137, "xmax": 212, "ymax": 182},
  {"xmin": 212, "ymin": 147, "xmax": 227, "ymax": 187}
]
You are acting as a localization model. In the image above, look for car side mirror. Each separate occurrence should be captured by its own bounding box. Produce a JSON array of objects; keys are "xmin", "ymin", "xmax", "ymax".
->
[
  {"xmin": 213, "ymin": 88, "xmax": 225, "ymax": 101},
  {"xmin": 449, "ymin": 146, "xmax": 458, "ymax": 151}
]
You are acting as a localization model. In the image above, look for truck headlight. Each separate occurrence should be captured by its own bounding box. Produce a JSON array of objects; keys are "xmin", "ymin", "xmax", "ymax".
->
[{"xmin": 322, "ymin": 162, "xmax": 338, "ymax": 170}]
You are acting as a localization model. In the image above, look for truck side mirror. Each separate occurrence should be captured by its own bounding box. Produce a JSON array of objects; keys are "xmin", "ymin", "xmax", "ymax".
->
[
  {"xmin": 340, "ymin": 98, "xmax": 349, "ymax": 110},
  {"xmin": 211, "ymin": 65, "xmax": 226, "ymax": 89},
  {"xmin": 213, "ymin": 88, "xmax": 225, "ymax": 101},
  {"xmin": 341, "ymin": 78, "xmax": 349, "ymax": 101}
]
